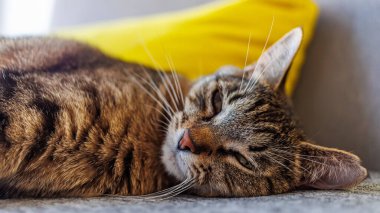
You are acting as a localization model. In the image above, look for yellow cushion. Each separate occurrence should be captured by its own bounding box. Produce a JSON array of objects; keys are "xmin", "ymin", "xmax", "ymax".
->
[{"xmin": 58, "ymin": 0, "xmax": 318, "ymax": 96}]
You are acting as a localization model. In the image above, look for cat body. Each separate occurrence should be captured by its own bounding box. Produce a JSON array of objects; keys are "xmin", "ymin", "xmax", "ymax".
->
[
  {"xmin": 0, "ymin": 37, "xmax": 186, "ymax": 197},
  {"xmin": 0, "ymin": 29, "xmax": 367, "ymax": 198}
]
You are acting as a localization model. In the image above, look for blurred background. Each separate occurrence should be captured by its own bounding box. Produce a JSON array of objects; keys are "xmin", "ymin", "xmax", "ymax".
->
[{"xmin": 0, "ymin": 0, "xmax": 379, "ymax": 171}]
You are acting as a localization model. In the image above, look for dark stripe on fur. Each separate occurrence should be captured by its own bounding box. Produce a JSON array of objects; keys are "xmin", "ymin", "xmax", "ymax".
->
[
  {"xmin": 23, "ymin": 98, "xmax": 60, "ymax": 166},
  {"xmin": 82, "ymin": 85, "xmax": 101, "ymax": 119},
  {"xmin": 252, "ymin": 126, "xmax": 279, "ymax": 135},
  {"xmin": 281, "ymin": 156, "xmax": 294, "ymax": 183},
  {"xmin": 0, "ymin": 112, "xmax": 11, "ymax": 148},
  {"xmin": 266, "ymin": 177, "xmax": 274, "ymax": 194},
  {"xmin": 227, "ymin": 93, "xmax": 246, "ymax": 104},
  {"xmin": 74, "ymin": 85, "xmax": 101, "ymax": 149},
  {"xmin": 244, "ymin": 99, "xmax": 266, "ymax": 113},
  {"xmin": 0, "ymin": 70, "xmax": 18, "ymax": 99},
  {"xmin": 196, "ymin": 92, "xmax": 206, "ymax": 111},
  {"xmin": 249, "ymin": 145, "xmax": 268, "ymax": 152},
  {"xmin": 224, "ymin": 174, "xmax": 233, "ymax": 194},
  {"xmin": 122, "ymin": 148, "xmax": 134, "ymax": 193}
]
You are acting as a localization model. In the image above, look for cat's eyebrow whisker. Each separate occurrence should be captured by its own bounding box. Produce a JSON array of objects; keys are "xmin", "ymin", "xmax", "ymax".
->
[
  {"xmin": 245, "ymin": 59, "xmax": 276, "ymax": 93},
  {"xmin": 239, "ymin": 32, "xmax": 252, "ymax": 93},
  {"xmin": 243, "ymin": 16, "xmax": 275, "ymax": 93}
]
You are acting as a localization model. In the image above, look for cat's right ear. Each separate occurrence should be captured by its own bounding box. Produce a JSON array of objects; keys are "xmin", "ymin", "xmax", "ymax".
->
[{"xmin": 298, "ymin": 142, "xmax": 368, "ymax": 190}]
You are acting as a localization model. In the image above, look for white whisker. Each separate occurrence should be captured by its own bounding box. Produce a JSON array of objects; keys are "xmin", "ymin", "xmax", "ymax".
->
[
  {"xmin": 135, "ymin": 67, "xmax": 176, "ymax": 115},
  {"xmin": 144, "ymin": 105, "xmax": 172, "ymax": 129},
  {"xmin": 105, "ymin": 177, "xmax": 196, "ymax": 201},
  {"xmin": 243, "ymin": 16, "xmax": 275, "ymax": 93},
  {"xmin": 165, "ymin": 54, "xmax": 185, "ymax": 107},
  {"xmin": 263, "ymin": 152, "xmax": 299, "ymax": 176},
  {"xmin": 267, "ymin": 150, "xmax": 311, "ymax": 174},
  {"xmin": 157, "ymin": 71, "xmax": 180, "ymax": 112},
  {"xmin": 139, "ymin": 41, "xmax": 181, "ymax": 113},
  {"xmin": 239, "ymin": 32, "xmax": 252, "ymax": 92},
  {"xmin": 271, "ymin": 148, "xmax": 332, "ymax": 167},
  {"xmin": 130, "ymin": 73, "xmax": 174, "ymax": 117}
]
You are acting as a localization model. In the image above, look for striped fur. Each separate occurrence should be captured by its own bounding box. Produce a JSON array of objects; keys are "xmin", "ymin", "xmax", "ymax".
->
[
  {"xmin": 0, "ymin": 32, "xmax": 367, "ymax": 198},
  {"xmin": 0, "ymin": 37, "xmax": 185, "ymax": 198}
]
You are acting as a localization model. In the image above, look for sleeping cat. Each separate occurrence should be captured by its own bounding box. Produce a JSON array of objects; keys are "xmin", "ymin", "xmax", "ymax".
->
[{"xmin": 0, "ymin": 28, "xmax": 367, "ymax": 198}]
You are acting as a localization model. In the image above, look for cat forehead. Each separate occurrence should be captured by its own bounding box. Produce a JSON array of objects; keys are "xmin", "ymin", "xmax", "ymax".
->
[{"xmin": 190, "ymin": 72, "xmax": 245, "ymax": 92}]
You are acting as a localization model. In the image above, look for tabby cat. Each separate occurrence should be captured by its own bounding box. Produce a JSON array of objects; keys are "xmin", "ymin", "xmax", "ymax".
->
[{"xmin": 0, "ymin": 28, "xmax": 367, "ymax": 198}]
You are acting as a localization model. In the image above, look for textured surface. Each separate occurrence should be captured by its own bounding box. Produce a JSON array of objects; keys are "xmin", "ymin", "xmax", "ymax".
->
[
  {"xmin": 293, "ymin": 0, "xmax": 380, "ymax": 171},
  {"xmin": 0, "ymin": 172, "xmax": 379, "ymax": 213}
]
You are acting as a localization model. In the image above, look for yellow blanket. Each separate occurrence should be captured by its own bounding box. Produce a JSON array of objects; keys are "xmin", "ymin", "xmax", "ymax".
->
[{"xmin": 58, "ymin": 0, "xmax": 319, "ymax": 95}]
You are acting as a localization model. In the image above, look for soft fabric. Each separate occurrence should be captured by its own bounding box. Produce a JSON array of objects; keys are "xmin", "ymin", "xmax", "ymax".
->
[
  {"xmin": 58, "ymin": 0, "xmax": 318, "ymax": 96},
  {"xmin": 1, "ymin": 172, "xmax": 379, "ymax": 213}
]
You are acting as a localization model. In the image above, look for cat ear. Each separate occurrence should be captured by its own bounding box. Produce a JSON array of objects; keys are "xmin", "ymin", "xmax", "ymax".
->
[
  {"xmin": 242, "ymin": 27, "xmax": 303, "ymax": 91},
  {"xmin": 298, "ymin": 142, "xmax": 368, "ymax": 189}
]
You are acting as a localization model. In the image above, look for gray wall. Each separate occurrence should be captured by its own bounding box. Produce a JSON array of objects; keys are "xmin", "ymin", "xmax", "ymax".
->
[
  {"xmin": 293, "ymin": 0, "xmax": 380, "ymax": 171},
  {"xmin": 50, "ymin": 0, "xmax": 214, "ymax": 30}
]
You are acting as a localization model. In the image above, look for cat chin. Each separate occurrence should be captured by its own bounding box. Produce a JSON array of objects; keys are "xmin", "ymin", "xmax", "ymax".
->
[{"xmin": 161, "ymin": 129, "xmax": 189, "ymax": 181}]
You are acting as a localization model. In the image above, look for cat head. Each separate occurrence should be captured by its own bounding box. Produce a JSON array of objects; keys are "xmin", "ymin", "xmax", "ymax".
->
[{"xmin": 161, "ymin": 28, "xmax": 367, "ymax": 197}]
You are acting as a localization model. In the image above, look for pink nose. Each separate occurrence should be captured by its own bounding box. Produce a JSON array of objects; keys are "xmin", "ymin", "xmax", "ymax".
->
[{"xmin": 178, "ymin": 129, "xmax": 196, "ymax": 153}]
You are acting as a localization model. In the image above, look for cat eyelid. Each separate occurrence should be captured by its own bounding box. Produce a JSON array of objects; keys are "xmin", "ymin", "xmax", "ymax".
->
[
  {"xmin": 234, "ymin": 152, "xmax": 255, "ymax": 170},
  {"xmin": 227, "ymin": 93, "xmax": 246, "ymax": 105},
  {"xmin": 201, "ymin": 87, "xmax": 223, "ymax": 122},
  {"xmin": 211, "ymin": 88, "xmax": 222, "ymax": 112},
  {"xmin": 217, "ymin": 147, "xmax": 256, "ymax": 170},
  {"xmin": 248, "ymin": 145, "xmax": 269, "ymax": 152}
]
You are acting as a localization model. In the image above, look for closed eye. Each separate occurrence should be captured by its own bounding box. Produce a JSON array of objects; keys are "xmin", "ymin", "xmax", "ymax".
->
[
  {"xmin": 249, "ymin": 145, "xmax": 268, "ymax": 152},
  {"xmin": 202, "ymin": 89, "xmax": 222, "ymax": 121},
  {"xmin": 234, "ymin": 152, "xmax": 255, "ymax": 170},
  {"xmin": 216, "ymin": 147, "xmax": 256, "ymax": 170},
  {"xmin": 227, "ymin": 93, "xmax": 245, "ymax": 104}
]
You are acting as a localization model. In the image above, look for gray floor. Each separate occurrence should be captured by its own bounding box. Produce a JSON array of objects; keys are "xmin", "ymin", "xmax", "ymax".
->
[
  {"xmin": 293, "ymin": 0, "xmax": 380, "ymax": 171},
  {"xmin": 1, "ymin": 172, "xmax": 379, "ymax": 213}
]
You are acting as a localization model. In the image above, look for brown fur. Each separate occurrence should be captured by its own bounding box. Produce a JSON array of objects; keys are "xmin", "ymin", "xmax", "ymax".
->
[{"xmin": 0, "ymin": 37, "xmax": 189, "ymax": 198}]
